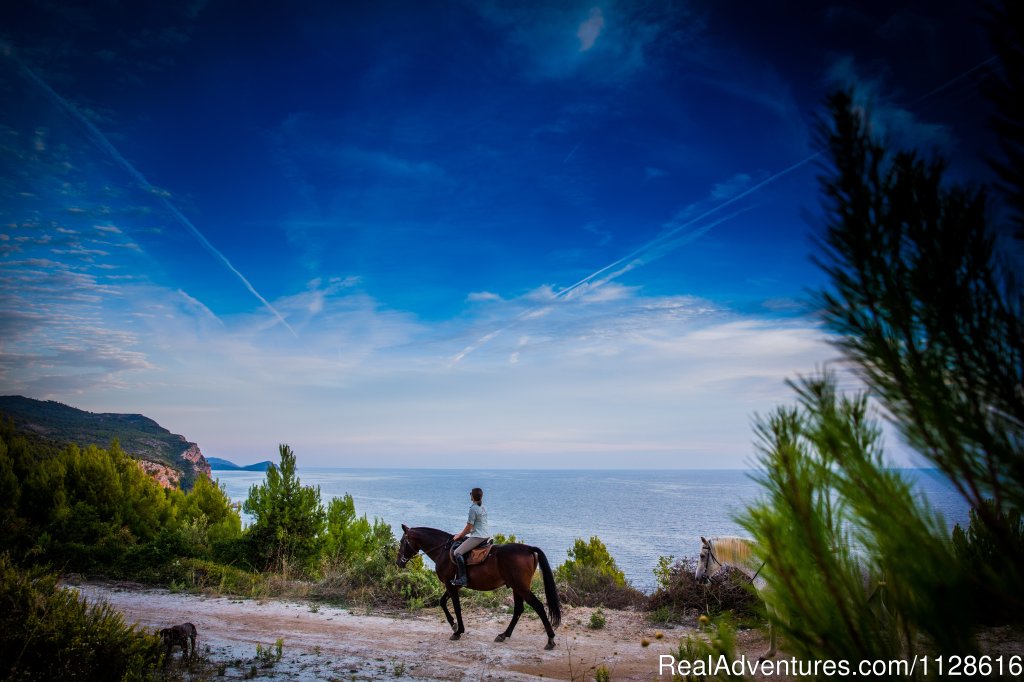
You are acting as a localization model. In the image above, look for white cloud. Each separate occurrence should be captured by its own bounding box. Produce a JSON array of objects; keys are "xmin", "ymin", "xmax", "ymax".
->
[
  {"xmin": 710, "ymin": 173, "xmax": 752, "ymax": 200},
  {"xmin": 577, "ymin": 7, "xmax": 605, "ymax": 52},
  {"xmin": 4, "ymin": 242, "xmax": 844, "ymax": 468},
  {"xmin": 467, "ymin": 291, "xmax": 503, "ymax": 303},
  {"xmin": 472, "ymin": 0, "xmax": 688, "ymax": 82},
  {"xmin": 826, "ymin": 56, "xmax": 954, "ymax": 151},
  {"xmin": 339, "ymin": 148, "xmax": 448, "ymax": 181}
]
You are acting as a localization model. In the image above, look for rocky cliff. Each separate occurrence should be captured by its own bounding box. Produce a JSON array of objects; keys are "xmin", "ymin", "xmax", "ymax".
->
[
  {"xmin": 0, "ymin": 395, "xmax": 212, "ymax": 490},
  {"xmin": 137, "ymin": 459, "xmax": 182, "ymax": 489}
]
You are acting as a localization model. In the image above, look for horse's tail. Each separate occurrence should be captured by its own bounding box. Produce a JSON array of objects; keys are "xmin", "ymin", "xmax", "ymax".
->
[{"xmin": 532, "ymin": 547, "xmax": 561, "ymax": 629}]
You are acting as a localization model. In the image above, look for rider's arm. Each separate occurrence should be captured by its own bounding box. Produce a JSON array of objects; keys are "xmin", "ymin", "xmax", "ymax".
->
[{"xmin": 453, "ymin": 522, "xmax": 473, "ymax": 540}]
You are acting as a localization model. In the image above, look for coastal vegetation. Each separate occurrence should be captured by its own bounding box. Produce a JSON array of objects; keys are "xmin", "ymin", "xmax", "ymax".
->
[
  {"xmin": 0, "ymin": 395, "xmax": 209, "ymax": 490},
  {"xmin": 671, "ymin": 20, "xmax": 1024, "ymax": 674},
  {"xmin": 555, "ymin": 535, "xmax": 645, "ymax": 609},
  {"xmin": 0, "ymin": 555, "xmax": 162, "ymax": 681}
]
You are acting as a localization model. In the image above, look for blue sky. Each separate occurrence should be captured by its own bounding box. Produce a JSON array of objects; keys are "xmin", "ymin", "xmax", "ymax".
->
[{"xmin": 0, "ymin": 1, "xmax": 999, "ymax": 467}]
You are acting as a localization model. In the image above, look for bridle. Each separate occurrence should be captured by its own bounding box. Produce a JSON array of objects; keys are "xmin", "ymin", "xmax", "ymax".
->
[
  {"xmin": 699, "ymin": 540, "xmax": 722, "ymax": 582},
  {"xmin": 398, "ymin": 532, "xmax": 452, "ymax": 567}
]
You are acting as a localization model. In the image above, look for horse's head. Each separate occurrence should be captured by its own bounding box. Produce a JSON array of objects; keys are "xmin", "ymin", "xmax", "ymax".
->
[
  {"xmin": 397, "ymin": 524, "xmax": 417, "ymax": 568},
  {"xmin": 695, "ymin": 536, "xmax": 720, "ymax": 584}
]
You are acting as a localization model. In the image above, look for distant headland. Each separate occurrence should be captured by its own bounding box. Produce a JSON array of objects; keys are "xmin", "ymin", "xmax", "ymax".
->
[
  {"xmin": 0, "ymin": 394, "xmax": 211, "ymax": 490},
  {"xmin": 207, "ymin": 456, "xmax": 273, "ymax": 472}
]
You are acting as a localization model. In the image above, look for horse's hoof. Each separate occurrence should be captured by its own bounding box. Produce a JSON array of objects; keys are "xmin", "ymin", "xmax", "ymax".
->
[
  {"xmin": 450, "ymin": 623, "xmax": 458, "ymax": 633},
  {"xmin": 544, "ymin": 640, "xmax": 556, "ymax": 650},
  {"xmin": 450, "ymin": 633, "xmax": 461, "ymax": 641},
  {"xmin": 494, "ymin": 634, "xmax": 507, "ymax": 643}
]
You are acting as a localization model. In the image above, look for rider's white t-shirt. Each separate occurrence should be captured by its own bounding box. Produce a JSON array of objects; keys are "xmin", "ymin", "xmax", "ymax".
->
[{"xmin": 467, "ymin": 503, "xmax": 489, "ymax": 537}]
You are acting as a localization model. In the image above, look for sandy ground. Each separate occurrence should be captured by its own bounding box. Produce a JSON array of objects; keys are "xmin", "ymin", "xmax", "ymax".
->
[{"xmin": 72, "ymin": 582, "xmax": 775, "ymax": 681}]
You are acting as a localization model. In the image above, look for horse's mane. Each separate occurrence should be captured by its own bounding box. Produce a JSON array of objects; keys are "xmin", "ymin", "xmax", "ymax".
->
[
  {"xmin": 410, "ymin": 526, "xmax": 452, "ymax": 542},
  {"xmin": 708, "ymin": 536, "xmax": 758, "ymax": 567}
]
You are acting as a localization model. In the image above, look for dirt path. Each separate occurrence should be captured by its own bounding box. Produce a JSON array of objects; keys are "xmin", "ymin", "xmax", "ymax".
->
[{"xmin": 72, "ymin": 582, "xmax": 772, "ymax": 681}]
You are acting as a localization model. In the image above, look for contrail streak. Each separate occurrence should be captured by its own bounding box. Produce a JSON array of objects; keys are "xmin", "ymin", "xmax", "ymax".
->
[
  {"xmin": 449, "ymin": 54, "xmax": 1001, "ymax": 366},
  {"xmin": 563, "ymin": 140, "xmax": 582, "ymax": 164},
  {"xmin": 449, "ymin": 151, "xmax": 818, "ymax": 366},
  {"xmin": 7, "ymin": 48, "xmax": 298, "ymax": 338},
  {"xmin": 555, "ymin": 153, "xmax": 818, "ymax": 301},
  {"xmin": 911, "ymin": 55, "xmax": 997, "ymax": 106}
]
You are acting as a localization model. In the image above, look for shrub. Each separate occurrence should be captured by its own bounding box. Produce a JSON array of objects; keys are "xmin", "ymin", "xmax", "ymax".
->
[
  {"xmin": 243, "ymin": 444, "xmax": 326, "ymax": 576},
  {"xmin": 556, "ymin": 536, "xmax": 644, "ymax": 608},
  {"xmin": 952, "ymin": 499, "xmax": 1024, "ymax": 624},
  {"xmin": 669, "ymin": 615, "xmax": 743, "ymax": 682},
  {"xmin": 315, "ymin": 507, "xmax": 442, "ymax": 609},
  {"xmin": 0, "ymin": 555, "xmax": 162, "ymax": 681},
  {"xmin": 647, "ymin": 557, "xmax": 759, "ymax": 623},
  {"xmin": 0, "ymin": 421, "xmax": 243, "ymax": 579},
  {"xmin": 157, "ymin": 557, "xmax": 267, "ymax": 595},
  {"xmin": 323, "ymin": 494, "xmax": 374, "ymax": 561},
  {"xmin": 557, "ymin": 536, "xmax": 625, "ymax": 586},
  {"xmin": 179, "ymin": 474, "xmax": 242, "ymax": 546}
]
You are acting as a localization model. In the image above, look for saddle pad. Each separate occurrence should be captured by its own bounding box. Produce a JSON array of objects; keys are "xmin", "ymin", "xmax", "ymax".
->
[{"xmin": 466, "ymin": 544, "xmax": 495, "ymax": 566}]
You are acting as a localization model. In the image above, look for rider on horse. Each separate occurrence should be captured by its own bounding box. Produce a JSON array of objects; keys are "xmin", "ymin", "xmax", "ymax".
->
[{"xmin": 451, "ymin": 487, "xmax": 489, "ymax": 586}]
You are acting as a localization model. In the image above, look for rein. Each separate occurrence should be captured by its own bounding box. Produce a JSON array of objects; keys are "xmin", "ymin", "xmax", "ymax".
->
[
  {"xmin": 749, "ymin": 559, "xmax": 767, "ymax": 584},
  {"xmin": 403, "ymin": 534, "xmax": 453, "ymax": 564}
]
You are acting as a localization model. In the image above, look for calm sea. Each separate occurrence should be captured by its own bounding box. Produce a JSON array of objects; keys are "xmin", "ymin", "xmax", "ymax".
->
[{"xmin": 214, "ymin": 468, "xmax": 970, "ymax": 592}]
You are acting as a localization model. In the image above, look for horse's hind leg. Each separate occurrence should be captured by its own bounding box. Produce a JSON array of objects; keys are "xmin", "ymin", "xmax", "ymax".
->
[
  {"xmin": 522, "ymin": 591, "xmax": 556, "ymax": 650},
  {"xmin": 440, "ymin": 592, "xmax": 456, "ymax": 632},
  {"xmin": 495, "ymin": 594, "xmax": 524, "ymax": 642}
]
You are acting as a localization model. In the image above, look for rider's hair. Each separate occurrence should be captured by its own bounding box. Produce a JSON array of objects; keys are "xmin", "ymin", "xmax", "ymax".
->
[{"xmin": 470, "ymin": 487, "xmax": 483, "ymax": 505}]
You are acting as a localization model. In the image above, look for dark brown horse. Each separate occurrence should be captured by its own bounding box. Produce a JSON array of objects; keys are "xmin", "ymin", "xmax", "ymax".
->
[{"xmin": 397, "ymin": 525, "xmax": 561, "ymax": 650}]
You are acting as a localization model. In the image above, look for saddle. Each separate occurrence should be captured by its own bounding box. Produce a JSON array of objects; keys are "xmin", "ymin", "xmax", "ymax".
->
[{"xmin": 451, "ymin": 538, "xmax": 495, "ymax": 566}]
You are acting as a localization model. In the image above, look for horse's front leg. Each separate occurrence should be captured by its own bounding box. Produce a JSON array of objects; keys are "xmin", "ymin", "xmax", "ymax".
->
[
  {"xmin": 448, "ymin": 586, "xmax": 465, "ymax": 640},
  {"xmin": 440, "ymin": 591, "xmax": 456, "ymax": 632},
  {"xmin": 495, "ymin": 594, "xmax": 524, "ymax": 642},
  {"xmin": 758, "ymin": 606, "xmax": 778, "ymax": 662}
]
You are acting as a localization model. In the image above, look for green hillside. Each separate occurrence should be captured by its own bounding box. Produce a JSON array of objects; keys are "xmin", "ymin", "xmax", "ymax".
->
[{"xmin": 0, "ymin": 395, "xmax": 210, "ymax": 489}]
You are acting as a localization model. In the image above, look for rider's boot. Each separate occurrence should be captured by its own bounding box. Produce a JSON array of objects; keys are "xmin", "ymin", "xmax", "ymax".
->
[{"xmin": 451, "ymin": 554, "xmax": 468, "ymax": 586}]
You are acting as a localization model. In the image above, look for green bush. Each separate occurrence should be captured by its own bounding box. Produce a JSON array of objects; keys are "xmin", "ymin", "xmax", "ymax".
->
[
  {"xmin": 323, "ymin": 494, "xmax": 374, "ymax": 561},
  {"xmin": 669, "ymin": 615, "xmax": 743, "ymax": 682},
  {"xmin": 0, "ymin": 555, "xmax": 162, "ymax": 681},
  {"xmin": 556, "ymin": 536, "xmax": 643, "ymax": 608},
  {"xmin": 556, "ymin": 536, "xmax": 625, "ymax": 585},
  {"xmin": 179, "ymin": 474, "xmax": 242, "ymax": 546},
  {"xmin": 0, "ymin": 419, "xmax": 243, "ymax": 578},
  {"xmin": 952, "ymin": 500, "xmax": 1024, "ymax": 624},
  {"xmin": 317, "ymin": 544, "xmax": 442, "ymax": 609},
  {"xmin": 156, "ymin": 557, "xmax": 267, "ymax": 595},
  {"xmin": 243, "ymin": 444, "xmax": 326, "ymax": 576}
]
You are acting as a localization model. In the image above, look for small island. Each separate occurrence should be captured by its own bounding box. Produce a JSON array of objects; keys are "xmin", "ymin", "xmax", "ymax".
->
[{"xmin": 207, "ymin": 456, "xmax": 273, "ymax": 472}]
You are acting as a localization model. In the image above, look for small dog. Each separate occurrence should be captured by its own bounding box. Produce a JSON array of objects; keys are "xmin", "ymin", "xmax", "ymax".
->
[{"xmin": 159, "ymin": 622, "xmax": 197, "ymax": 661}]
